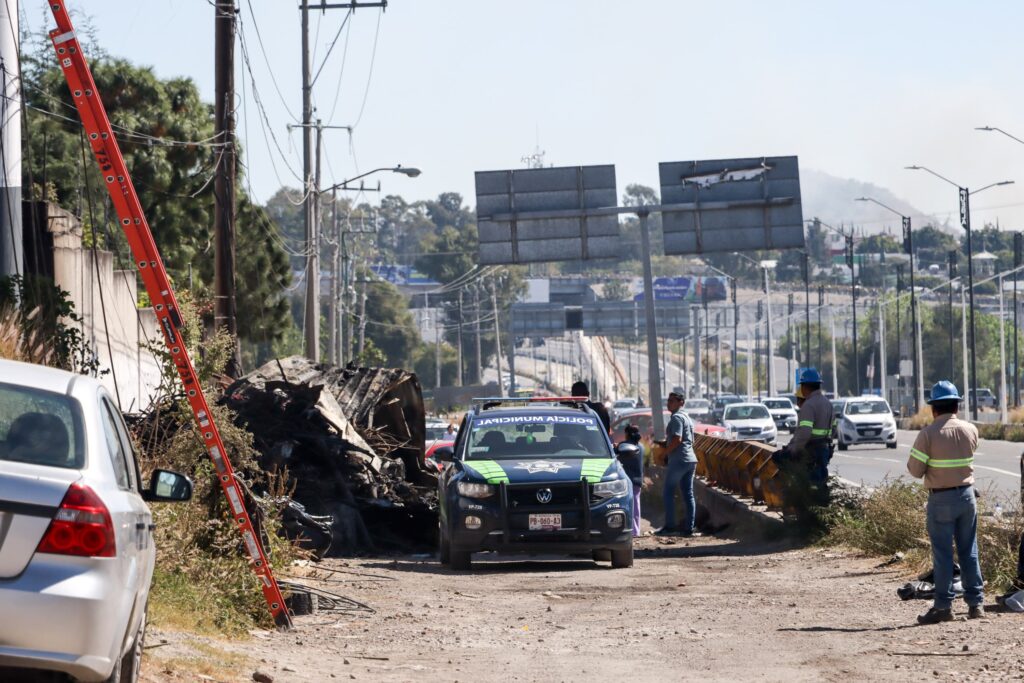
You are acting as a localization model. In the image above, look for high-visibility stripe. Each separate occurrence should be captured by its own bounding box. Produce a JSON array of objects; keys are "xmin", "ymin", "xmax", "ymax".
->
[
  {"xmin": 580, "ymin": 459, "xmax": 611, "ymax": 483},
  {"xmin": 811, "ymin": 428, "xmax": 831, "ymax": 436},
  {"xmin": 929, "ymin": 457, "xmax": 974, "ymax": 468},
  {"xmin": 909, "ymin": 448, "xmax": 930, "ymax": 464},
  {"xmin": 465, "ymin": 460, "xmax": 509, "ymax": 484},
  {"xmin": 799, "ymin": 420, "xmax": 814, "ymax": 427}
]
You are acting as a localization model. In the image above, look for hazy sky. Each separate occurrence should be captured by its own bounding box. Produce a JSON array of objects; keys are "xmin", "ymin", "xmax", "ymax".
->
[{"xmin": 21, "ymin": 1, "xmax": 1024, "ymax": 228}]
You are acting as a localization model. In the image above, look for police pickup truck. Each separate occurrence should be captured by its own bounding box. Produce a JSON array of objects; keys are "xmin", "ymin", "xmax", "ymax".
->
[{"xmin": 434, "ymin": 397, "xmax": 633, "ymax": 570}]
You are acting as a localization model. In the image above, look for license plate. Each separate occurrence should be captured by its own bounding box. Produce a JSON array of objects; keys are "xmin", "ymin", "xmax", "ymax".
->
[
  {"xmin": 529, "ymin": 514, "xmax": 562, "ymax": 530},
  {"xmin": 864, "ymin": 429, "xmax": 878, "ymax": 436}
]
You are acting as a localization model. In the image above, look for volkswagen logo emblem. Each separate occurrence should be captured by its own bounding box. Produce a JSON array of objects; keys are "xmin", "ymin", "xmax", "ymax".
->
[{"xmin": 536, "ymin": 488, "xmax": 553, "ymax": 504}]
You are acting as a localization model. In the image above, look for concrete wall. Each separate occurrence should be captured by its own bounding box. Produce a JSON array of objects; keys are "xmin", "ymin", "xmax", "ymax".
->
[{"xmin": 42, "ymin": 204, "xmax": 163, "ymax": 412}]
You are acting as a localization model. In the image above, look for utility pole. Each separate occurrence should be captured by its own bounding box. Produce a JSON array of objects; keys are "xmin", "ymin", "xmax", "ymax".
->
[
  {"xmin": 948, "ymin": 251, "xmax": 957, "ymax": 383},
  {"xmin": 1015, "ymin": 234, "xmax": 1022, "ymax": 406},
  {"xmin": 300, "ymin": 0, "xmax": 386, "ymax": 361},
  {"xmin": 763, "ymin": 266, "xmax": 776, "ymax": 397},
  {"xmin": 0, "ymin": 0, "xmax": 21, "ymax": 283},
  {"xmin": 817, "ymin": 285, "xmax": 823, "ymax": 371},
  {"xmin": 731, "ymin": 279, "xmax": 738, "ymax": 394},
  {"xmin": 214, "ymin": 0, "xmax": 239, "ymax": 374},
  {"xmin": 830, "ymin": 308, "xmax": 839, "ymax": 396},
  {"xmin": 456, "ymin": 290, "xmax": 464, "ymax": 386},
  {"xmin": 300, "ymin": 1, "xmax": 317, "ymax": 360},
  {"xmin": 903, "ymin": 216, "xmax": 923, "ymax": 412},
  {"xmin": 491, "ymin": 281, "xmax": 506, "ymax": 398},
  {"xmin": 847, "ymin": 235, "xmax": 860, "ymax": 395},
  {"xmin": 473, "ymin": 285, "xmax": 483, "ymax": 384},
  {"xmin": 803, "ymin": 251, "xmax": 811, "ymax": 366},
  {"xmin": 328, "ymin": 189, "xmax": 340, "ymax": 363}
]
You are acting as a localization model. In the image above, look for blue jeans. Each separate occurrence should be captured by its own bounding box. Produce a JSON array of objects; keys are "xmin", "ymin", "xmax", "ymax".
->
[
  {"xmin": 926, "ymin": 487, "xmax": 984, "ymax": 609},
  {"xmin": 663, "ymin": 459, "xmax": 696, "ymax": 533},
  {"xmin": 632, "ymin": 484, "xmax": 642, "ymax": 537}
]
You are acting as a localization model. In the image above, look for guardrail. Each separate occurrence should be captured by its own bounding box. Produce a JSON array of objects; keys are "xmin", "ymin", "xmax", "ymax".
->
[{"xmin": 693, "ymin": 433, "xmax": 786, "ymax": 509}]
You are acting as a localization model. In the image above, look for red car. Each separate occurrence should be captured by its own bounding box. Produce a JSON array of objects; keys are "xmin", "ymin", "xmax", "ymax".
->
[{"xmin": 610, "ymin": 409, "xmax": 724, "ymax": 461}]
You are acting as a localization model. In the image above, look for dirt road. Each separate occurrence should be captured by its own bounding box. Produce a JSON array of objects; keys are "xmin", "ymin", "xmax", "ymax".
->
[{"xmin": 142, "ymin": 534, "xmax": 1024, "ymax": 682}]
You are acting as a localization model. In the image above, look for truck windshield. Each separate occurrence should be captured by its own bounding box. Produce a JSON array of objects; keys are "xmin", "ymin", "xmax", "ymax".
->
[{"xmin": 467, "ymin": 414, "xmax": 611, "ymax": 460}]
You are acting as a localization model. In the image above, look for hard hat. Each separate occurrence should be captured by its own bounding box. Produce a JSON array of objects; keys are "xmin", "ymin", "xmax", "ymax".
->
[
  {"xmin": 927, "ymin": 380, "xmax": 962, "ymax": 404},
  {"xmin": 799, "ymin": 367, "xmax": 822, "ymax": 384}
]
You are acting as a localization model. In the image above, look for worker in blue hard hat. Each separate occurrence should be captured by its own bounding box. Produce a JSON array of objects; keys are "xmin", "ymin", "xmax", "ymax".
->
[
  {"xmin": 908, "ymin": 380, "xmax": 986, "ymax": 624},
  {"xmin": 785, "ymin": 367, "xmax": 834, "ymax": 502}
]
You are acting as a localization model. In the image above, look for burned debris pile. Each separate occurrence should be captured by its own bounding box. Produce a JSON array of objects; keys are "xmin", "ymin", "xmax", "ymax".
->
[{"xmin": 222, "ymin": 357, "xmax": 438, "ymax": 555}]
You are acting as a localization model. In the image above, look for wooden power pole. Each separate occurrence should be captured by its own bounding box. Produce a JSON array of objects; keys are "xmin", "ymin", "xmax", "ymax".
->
[{"xmin": 214, "ymin": 0, "xmax": 240, "ymax": 375}]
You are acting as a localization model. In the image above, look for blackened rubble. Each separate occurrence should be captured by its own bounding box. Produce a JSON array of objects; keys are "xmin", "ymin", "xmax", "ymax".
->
[{"xmin": 223, "ymin": 357, "xmax": 438, "ymax": 555}]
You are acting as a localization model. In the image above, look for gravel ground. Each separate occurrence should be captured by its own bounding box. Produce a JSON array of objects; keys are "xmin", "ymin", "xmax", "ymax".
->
[{"xmin": 140, "ymin": 530, "xmax": 1024, "ymax": 683}]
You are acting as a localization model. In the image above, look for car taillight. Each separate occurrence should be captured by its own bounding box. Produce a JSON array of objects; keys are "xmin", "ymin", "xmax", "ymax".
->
[{"xmin": 36, "ymin": 482, "xmax": 116, "ymax": 558}]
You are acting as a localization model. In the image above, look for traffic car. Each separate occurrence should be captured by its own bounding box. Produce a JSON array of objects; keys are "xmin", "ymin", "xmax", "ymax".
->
[
  {"xmin": 435, "ymin": 397, "xmax": 634, "ymax": 569},
  {"xmin": 610, "ymin": 398, "xmax": 637, "ymax": 420},
  {"xmin": 835, "ymin": 396, "xmax": 898, "ymax": 450},
  {"xmin": 761, "ymin": 397, "xmax": 798, "ymax": 433},
  {"xmin": 968, "ymin": 388, "xmax": 997, "ymax": 410},
  {"xmin": 720, "ymin": 402, "xmax": 778, "ymax": 445},
  {"xmin": 710, "ymin": 395, "xmax": 744, "ymax": 425},
  {"xmin": 681, "ymin": 398, "xmax": 712, "ymax": 423},
  {"xmin": 830, "ymin": 399, "xmax": 847, "ymax": 439},
  {"xmin": 0, "ymin": 359, "xmax": 193, "ymax": 683}
]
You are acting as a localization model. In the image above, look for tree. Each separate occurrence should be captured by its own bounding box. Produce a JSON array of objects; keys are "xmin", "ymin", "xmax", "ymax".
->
[
  {"xmin": 24, "ymin": 55, "xmax": 293, "ymax": 361},
  {"xmin": 599, "ymin": 279, "xmax": 631, "ymax": 302}
]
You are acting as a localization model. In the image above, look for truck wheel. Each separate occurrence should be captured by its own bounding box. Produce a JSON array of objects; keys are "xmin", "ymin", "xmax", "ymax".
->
[
  {"xmin": 611, "ymin": 542, "xmax": 633, "ymax": 568},
  {"xmin": 450, "ymin": 550, "xmax": 472, "ymax": 570},
  {"xmin": 886, "ymin": 441, "xmax": 897, "ymax": 449},
  {"xmin": 592, "ymin": 549, "xmax": 611, "ymax": 563},
  {"xmin": 837, "ymin": 437, "xmax": 848, "ymax": 451}
]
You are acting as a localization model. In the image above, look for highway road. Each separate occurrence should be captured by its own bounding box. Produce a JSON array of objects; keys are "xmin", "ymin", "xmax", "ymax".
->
[{"xmin": 778, "ymin": 430, "xmax": 1023, "ymax": 502}]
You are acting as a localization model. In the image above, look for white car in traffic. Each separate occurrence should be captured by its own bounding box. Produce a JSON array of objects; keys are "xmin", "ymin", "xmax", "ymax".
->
[
  {"xmin": 0, "ymin": 359, "xmax": 192, "ymax": 682},
  {"xmin": 761, "ymin": 397, "xmax": 798, "ymax": 433},
  {"xmin": 721, "ymin": 403, "xmax": 778, "ymax": 445},
  {"xmin": 835, "ymin": 396, "xmax": 898, "ymax": 450}
]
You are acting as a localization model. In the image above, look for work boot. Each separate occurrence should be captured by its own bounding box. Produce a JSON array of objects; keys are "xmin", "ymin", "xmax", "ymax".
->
[
  {"xmin": 654, "ymin": 526, "xmax": 679, "ymax": 537},
  {"xmin": 917, "ymin": 607, "xmax": 954, "ymax": 625},
  {"xmin": 680, "ymin": 530, "xmax": 702, "ymax": 538},
  {"xmin": 968, "ymin": 605, "xmax": 987, "ymax": 620}
]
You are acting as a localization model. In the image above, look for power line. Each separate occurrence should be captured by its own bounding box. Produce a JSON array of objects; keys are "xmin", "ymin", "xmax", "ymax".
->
[{"xmin": 351, "ymin": 8, "xmax": 382, "ymax": 129}]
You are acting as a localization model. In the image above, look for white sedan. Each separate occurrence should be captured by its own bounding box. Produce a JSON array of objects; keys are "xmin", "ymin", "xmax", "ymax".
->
[
  {"xmin": 835, "ymin": 397, "xmax": 898, "ymax": 450},
  {"xmin": 721, "ymin": 403, "xmax": 778, "ymax": 445},
  {"xmin": 0, "ymin": 359, "xmax": 192, "ymax": 682}
]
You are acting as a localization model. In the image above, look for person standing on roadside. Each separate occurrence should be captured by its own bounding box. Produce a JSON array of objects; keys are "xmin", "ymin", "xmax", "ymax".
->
[
  {"xmin": 908, "ymin": 380, "xmax": 985, "ymax": 624},
  {"xmin": 616, "ymin": 424, "xmax": 645, "ymax": 537},
  {"xmin": 657, "ymin": 391, "xmax": 699, "ymax": 537}
]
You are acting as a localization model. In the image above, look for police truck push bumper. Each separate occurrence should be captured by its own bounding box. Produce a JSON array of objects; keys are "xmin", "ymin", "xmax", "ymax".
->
[{"xmin": 451, "ymin": 480, "xmax": 632, "ymax": 554}]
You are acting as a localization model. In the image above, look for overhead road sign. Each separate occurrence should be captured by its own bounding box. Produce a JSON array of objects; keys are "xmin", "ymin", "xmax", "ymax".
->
[
  {"xmin": 583, "ymin": 300, "xmax": 690, "ymax": 338},
  {"xmin": 510, "ymin": 303, "xmax": 568, "ymax": 337},
  {"xmin": 659, "ymin": 156, "xmax": 805, "ymax": 255},
  {"xmin": 475, "ymin": 165, "xmax": 619, "ymax": 264}
]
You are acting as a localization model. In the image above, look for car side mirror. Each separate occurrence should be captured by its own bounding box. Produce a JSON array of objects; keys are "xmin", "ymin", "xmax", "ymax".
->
[
  {"xmin": 892, "ymin": 410, "xmax": 900, "ymax": 419},
  {"xmin": 142, "ymin": 469, "xmax": 193, "ymax": 502},
  {"xmin": 434, "ymin": 445, "xmax": 454, "ymax": 462},
  {"xmin": 615, "ymin": 442, "xmax": 640, "ymax": 457}
]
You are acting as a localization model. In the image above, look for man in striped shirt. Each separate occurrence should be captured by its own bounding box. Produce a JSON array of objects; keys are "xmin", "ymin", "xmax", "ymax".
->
[{"xmin": 908, "ymin": 380, "xmax": 985, "ymax": 624}]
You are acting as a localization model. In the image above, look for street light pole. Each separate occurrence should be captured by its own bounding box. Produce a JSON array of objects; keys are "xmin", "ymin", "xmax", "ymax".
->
[
  {"xmin": 906, "ymin": 166, "xmax": 1014, "ymax": 419},
  {"xmin": 948, "ymin": 251, "xmax": 957, "ymax": 383},
  {"xmin": 803, "ymin": 251, "xmax": 811, "ymax": 366},
  {"xmin": 855, "ymin": 196, "xmax": 921, "ymax": 411},
  {"xmin": 637, "ymin": 209, "xmax": 666, "ymax": 436}
]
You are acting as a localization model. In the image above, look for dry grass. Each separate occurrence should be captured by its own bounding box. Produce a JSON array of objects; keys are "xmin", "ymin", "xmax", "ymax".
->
[
  {"xmin": 0, "ymin": 305, "xmax": 55, "ymax": 365},
  {"xmin": 907, "ymin": 406, "xmax": 934, "ymax": 430},
  {"xmin": 825, "ymin": 480, "xmax": 1024, "ymax": 592},
  {"xmin": 1009, "ymin": 406, "xmax": 1024, "ymax": 424}
]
